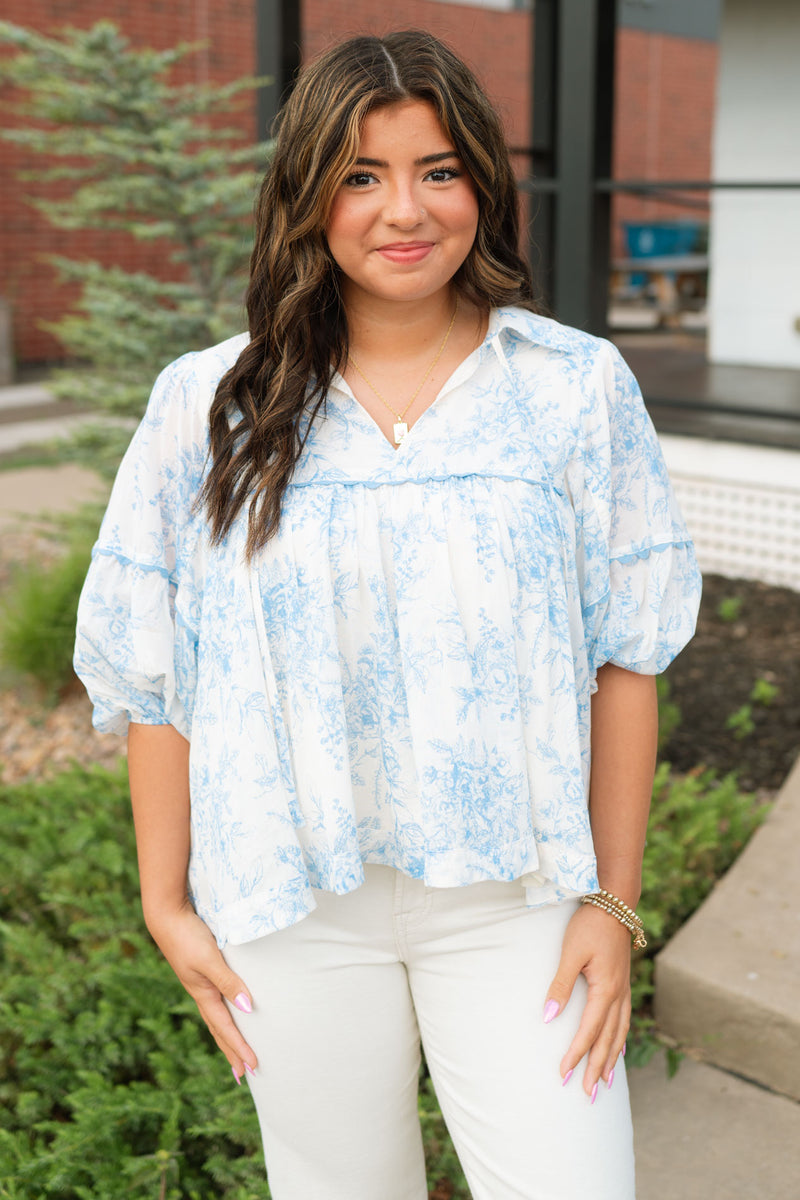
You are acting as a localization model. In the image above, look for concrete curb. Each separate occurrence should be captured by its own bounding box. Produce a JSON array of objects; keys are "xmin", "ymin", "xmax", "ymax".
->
[
  {"xmin": 629, "ymin": 1055, "xmax": 800, "ymax": 1200},
  {"xmin": 655, "ymin": 753, "xmax": 800, "ymax": 1100}
]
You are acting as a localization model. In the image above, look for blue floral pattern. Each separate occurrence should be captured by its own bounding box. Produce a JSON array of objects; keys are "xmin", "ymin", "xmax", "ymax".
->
[{"xmin": 74, "ymin": 308, "xmax": 701, "ymax": 947}]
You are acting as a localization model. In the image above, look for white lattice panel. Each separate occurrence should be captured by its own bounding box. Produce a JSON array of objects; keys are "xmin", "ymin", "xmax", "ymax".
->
[{"xmin": 660, "ymin": 436, "xmax": 800, "ymax": 592}]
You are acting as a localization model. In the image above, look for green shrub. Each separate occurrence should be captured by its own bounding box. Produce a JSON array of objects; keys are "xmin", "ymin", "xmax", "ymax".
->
[
  {"xmin": 0, "ymin": 763, "xmax": 266, "ymax": 1198},
  {"xmin": 0, "ymin": 546, "xmax": 90, "ymax": 701},
  {"xmin": 629, "ymin": 762, "xmax": 769, "ymax": 1062},
  {"xmin": 0, "ymin": 513, "xmax": 102, "ymax": 699}
]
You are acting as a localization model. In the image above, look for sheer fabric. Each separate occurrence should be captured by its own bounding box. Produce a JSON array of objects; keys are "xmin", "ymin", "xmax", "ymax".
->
[{"xmin": 75, "ymin": 308, "xmax": 701, "ymax": 946}]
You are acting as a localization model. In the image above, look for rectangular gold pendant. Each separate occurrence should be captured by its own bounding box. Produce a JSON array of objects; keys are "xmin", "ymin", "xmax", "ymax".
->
[{"xmin": 393, "ymin": 421, "xmax": 409, "ymax": 445}]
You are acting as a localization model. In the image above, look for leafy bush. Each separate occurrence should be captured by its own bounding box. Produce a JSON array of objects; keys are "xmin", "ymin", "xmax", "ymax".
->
[
  {"xmin": 0, "ymin": 762, "xmax": 267, "ymax": 1198},
  {"xmin": 0, "ymin": 520, "xmax": 97, "ymax": 700},
  {"xmin": 629, "ymin": 762, "xmax": 769, "ymax": 1061}
]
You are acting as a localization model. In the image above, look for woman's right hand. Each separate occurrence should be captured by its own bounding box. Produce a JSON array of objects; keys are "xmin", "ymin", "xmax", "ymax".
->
[
  {"xmin": 146, "ymin": 899, "xmax": 258, "ymax": 1083},
  {"xmin": 127, "ymin": 724, "xmax": 257, "ymax": 1083}
]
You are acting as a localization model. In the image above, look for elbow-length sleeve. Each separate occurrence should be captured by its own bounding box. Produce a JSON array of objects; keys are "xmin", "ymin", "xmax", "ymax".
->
[
  {"xmin": 574, "ymin": 341, "xmax": 702, "ymax": 679},
  {"xmin": 74, "ymin": 352, "xmax": 207, "ymax": 737}
]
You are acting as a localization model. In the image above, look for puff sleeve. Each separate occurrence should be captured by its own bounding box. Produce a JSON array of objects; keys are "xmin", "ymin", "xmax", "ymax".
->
[
  {"xmin": 73, "ymin": 352, "xmax": 207, "ymax": 737},
  {"xmin": 575, "ymin": 341, "xmax": 701, "ymax": 679}
]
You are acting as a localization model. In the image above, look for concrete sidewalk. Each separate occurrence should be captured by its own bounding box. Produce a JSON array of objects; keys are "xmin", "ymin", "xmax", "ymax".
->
[
  {"xmin": 0, "ymin": 379, "xmax": 133, "ymax": 457},
  {"xmin": 0, "ymin": 380, "xmax": 112, "ymax": 524},
  {"xmin": 630, "ymin": 1054, "xmax": 800, "ymax": 1200},
  {"xmin": 0, "ymin": 463, "xmax": 107, "ymax": 527}
]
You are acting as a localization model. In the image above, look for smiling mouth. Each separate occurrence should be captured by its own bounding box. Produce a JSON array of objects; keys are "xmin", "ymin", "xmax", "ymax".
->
[{"xmin": 377, "ymin": 242, "xmax": 435, "ymax": 263}]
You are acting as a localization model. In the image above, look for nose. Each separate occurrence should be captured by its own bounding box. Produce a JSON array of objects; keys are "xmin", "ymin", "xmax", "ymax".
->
[{"xmin": 384, "ymin": 181, "xmax": 425, "ymax": 228}]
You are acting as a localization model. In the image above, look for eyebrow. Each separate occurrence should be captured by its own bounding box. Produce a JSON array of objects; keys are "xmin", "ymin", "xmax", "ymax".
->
[{"xmin": 354, "ymin": 151, "xmax": 460, "ymax": 168}]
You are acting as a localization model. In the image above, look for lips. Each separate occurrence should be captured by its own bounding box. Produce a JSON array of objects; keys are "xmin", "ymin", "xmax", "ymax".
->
[{"xmin": 377, "ymin": 242, "xmax": 434, "ymax": 264}]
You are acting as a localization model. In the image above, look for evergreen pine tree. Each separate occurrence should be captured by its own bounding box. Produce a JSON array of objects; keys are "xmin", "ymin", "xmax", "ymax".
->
[{"xmin": 0, "ymin": 20, "xmax": 271, "ymax": 472}]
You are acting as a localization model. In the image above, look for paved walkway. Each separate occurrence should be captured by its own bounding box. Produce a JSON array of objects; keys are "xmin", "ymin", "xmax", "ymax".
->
[
  {"xmin": 630, "ymin": 1055, "xmax": 800, "ymax": 1200},
  {"xmin": 0, "ymin": 462, "xmax": 107, "ymax": 526},
  {"xmin": 2, "ymin": 389, "xmax": 799, "ymax": 1199},
  {"xmin": 0, "ymin": 380, "xmax": 133, "ymax": 458}
]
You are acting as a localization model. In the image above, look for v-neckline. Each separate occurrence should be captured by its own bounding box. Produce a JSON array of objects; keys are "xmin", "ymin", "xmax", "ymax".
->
[{"xmin": 330, "ymin": 334, "xmax": 490, "ymax": 453}]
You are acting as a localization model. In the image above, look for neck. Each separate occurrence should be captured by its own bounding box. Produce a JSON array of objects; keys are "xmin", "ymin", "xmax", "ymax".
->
[{"xmin": 344, "ymin": 286, "xmax": 457, "ymax": 363}]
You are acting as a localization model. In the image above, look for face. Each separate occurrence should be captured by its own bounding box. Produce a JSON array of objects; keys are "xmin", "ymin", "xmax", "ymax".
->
[{"xmin": 325, "ymin": 99, "xmax": 479, "ymax": 308}]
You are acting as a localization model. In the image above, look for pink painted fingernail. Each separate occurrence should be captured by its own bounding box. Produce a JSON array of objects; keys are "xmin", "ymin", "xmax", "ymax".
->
[
  {"xmin": 622, "ymin": 1041, "xmax": 627, "ymax": 1057},
  {"xmin": 244, "ymin": 1062, "xmax": 256, "ymax": 1077},
  {"xmin": 543, "ymin": 999, "xmax": 560, "ymax": 1024},
  {"xmin": 234, "ymin": 992, "xmax": 252, "ymax": 1014},
  {"xmin": 562, "ymin": 1068, "xmax": 574, "ymax": 1087},
  {"xmin": 590, "ymin": 1082, "xmax": 598, "ymax": 1105},
  {"xmin": 231, "ymin": 1065, "xmax": 242, "ymax": 1086},
  {"xmin": 608, "ymin": 1067, "xmax": 615, "ymax": 1090}
]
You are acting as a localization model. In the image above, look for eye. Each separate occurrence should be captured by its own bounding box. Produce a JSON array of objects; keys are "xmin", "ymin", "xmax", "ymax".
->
[
  {"xmin": 343, "ymin": 171, "xmax": 378, "ymax": 188},
  {"xmin": 425, "ymin": 166, "xmax": 462, "ymax": 183}
]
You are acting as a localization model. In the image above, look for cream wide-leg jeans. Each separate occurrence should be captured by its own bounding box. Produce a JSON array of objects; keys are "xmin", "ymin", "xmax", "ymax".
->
[{"xmin": 224, "ymin": 865, "xmax": 636, "ymax": 1200}]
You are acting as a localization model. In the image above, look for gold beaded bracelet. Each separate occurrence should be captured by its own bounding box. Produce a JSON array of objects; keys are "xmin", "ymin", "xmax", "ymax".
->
[{"xmin": 581, "ymin": 889, "xmax": 647, "ymax": 950}]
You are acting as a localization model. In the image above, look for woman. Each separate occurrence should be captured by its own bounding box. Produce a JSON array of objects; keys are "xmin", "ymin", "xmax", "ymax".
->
[{"xmin": 75, "ymin": 30, "xmax": 701, "ymax": 1200}]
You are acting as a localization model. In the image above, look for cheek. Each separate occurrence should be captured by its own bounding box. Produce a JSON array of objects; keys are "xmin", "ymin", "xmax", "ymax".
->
[
  {"xmin": 325, "ymin": 197, "xmax": 364, "ymax": 263},
  {"xmin": 451, "ymin": 185, "xmax": 480, "ymax": 240}
]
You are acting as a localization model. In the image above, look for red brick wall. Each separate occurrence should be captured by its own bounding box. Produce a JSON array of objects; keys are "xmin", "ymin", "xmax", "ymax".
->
[{"xmin": 1, "ymin": 2, "xmax": 716, "ymax": 366}]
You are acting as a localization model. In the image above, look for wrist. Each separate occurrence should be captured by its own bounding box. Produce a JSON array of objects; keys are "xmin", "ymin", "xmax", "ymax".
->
[
  {"xmin": 595, "ymin": 861, "xmax": 642, "ymax": 909},
  {"xmin": 582, "ymin": 888, "xmax": 647, "ymax": 950},
  {"xmin": 596, "ymin": 880, "xmax": 641, "ymax": 909},
  {"xmin": 141, "ymin": 889, "xmax": 192, "ymax": 935}
]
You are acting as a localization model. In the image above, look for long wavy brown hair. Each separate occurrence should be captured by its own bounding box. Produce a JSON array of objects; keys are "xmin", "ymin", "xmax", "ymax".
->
[{"xmin": 201, "ymin": 30, "xmax": 537, "ymax": 556}]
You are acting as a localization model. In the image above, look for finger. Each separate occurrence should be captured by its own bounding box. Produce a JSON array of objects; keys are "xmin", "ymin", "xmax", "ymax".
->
[
  {"xmin": 543, "ymin": 943, "xmax": 585, "ymax": 1029},
  {"xmin": 209, "ymin": 956, "xmax": 255, "ymax": 1020},
  {"xmin": 209, "ymin": 958, "xmax": 260, "ymax": 1073},
  {"xmin": 560, "ymin": 991, "xmax": 621, "ymax": 1092},
  {"xmin": 195, "ymin": 984, "xmax": 259, "ymax": 1074},
  {"xmin": 176, "ymin": 935, "xmax": 253, "ymax": 1015},
  {"xmin": 582, "ymin": 1010, "xmax": 621, "ymax": 1099},
  {"xmin": 182, "ymin": 947, "xmax": 258, "ymax": 1070},
  {"xmin": 203, "ymin": 1020, "xmax": 249, "ymax": 1085},
  {"xmin": 195, "ymin": 979, "xmax": 257, "ymax": 1065},
  {"xmin": 205, "ymin": 1028, "xmax": 256, "ymax": 1087},
  {"xmin": 602, "ymin": 1002, "xmax": 632, "ymax": 1087}
]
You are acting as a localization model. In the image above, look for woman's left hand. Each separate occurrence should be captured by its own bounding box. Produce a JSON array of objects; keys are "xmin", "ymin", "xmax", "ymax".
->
[{"xmin": 543, "ymin": 903, "xmax": 632, "ymax": 1100}]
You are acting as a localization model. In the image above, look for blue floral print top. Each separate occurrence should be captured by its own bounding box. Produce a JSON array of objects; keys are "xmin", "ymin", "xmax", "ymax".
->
[{"xmin": 74, "ymin": 307, "xmax": 701, "ymax": 947}]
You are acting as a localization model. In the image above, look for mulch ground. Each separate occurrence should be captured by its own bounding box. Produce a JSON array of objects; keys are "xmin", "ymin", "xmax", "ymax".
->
[{"xmin": 661, "ymin": 574, "xmax": 800, "ymax": 793}]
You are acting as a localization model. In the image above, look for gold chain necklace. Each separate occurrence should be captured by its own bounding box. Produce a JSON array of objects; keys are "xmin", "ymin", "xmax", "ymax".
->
[{"xmin": 348, "ymin": 296, "xmax": 459, "ymax": 446}]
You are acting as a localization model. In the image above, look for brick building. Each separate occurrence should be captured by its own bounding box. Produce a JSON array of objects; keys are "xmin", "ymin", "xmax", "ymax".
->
[{"xmin": 0, "ymin": 0, "xmax": 717, "ymax": 365}]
